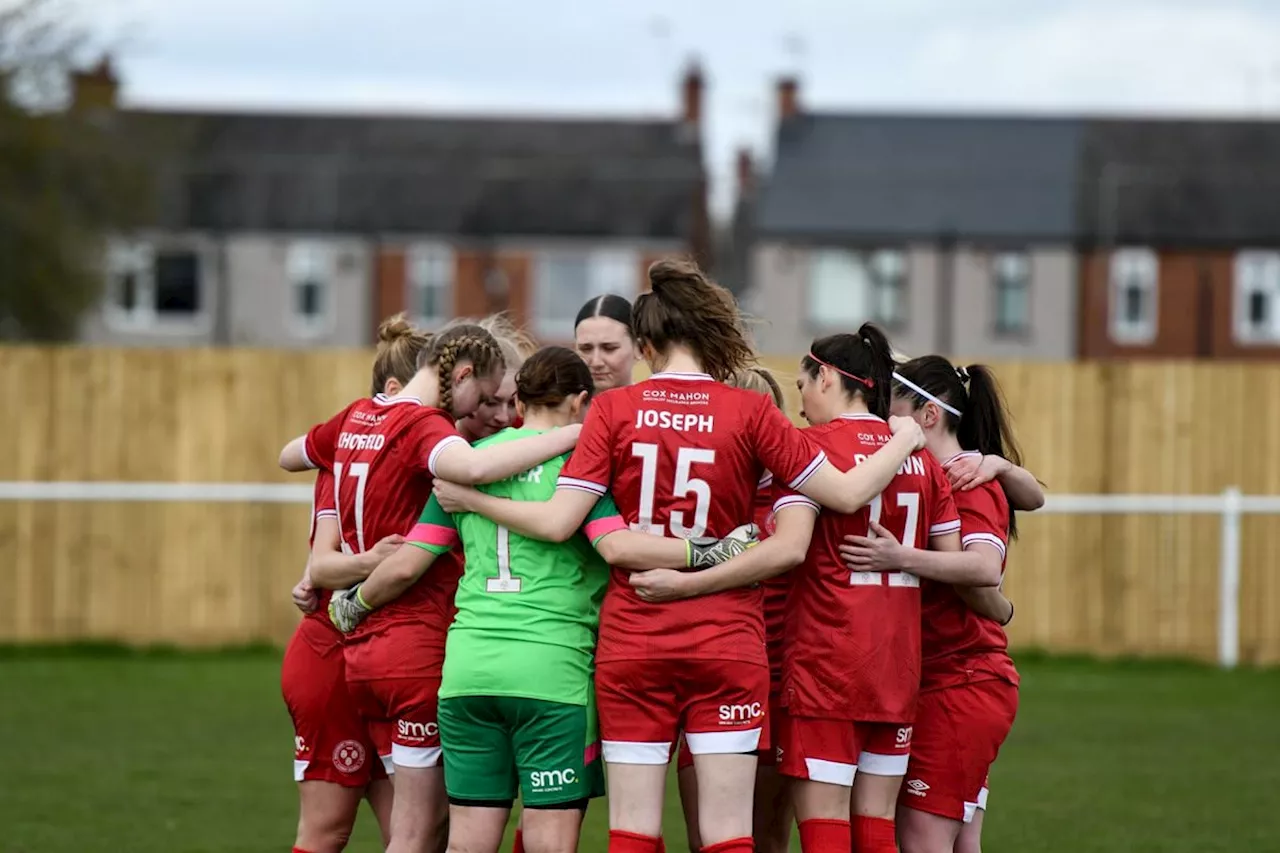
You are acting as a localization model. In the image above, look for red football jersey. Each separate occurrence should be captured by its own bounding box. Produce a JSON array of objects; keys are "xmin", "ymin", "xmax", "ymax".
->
[
  {"xmin": 297, "ymin": 471, "xmax": 342, "ymax": 655},
  {"xmin": 778, "ymin": 414, "xmax": 960, "ymax": 722},
  {"xmin": 920, "ymin": 451, "xmax": 1019, "ymax": 691},
  {"xmin": 558, "ymin": 371, "xmax": 826, "ymax": 664},
  {"xmin": 304, "ymin": 393, "xmax": 467, "ymax": 643},
  {"xmin": 757, "ymin": 472, "xmax": 790, "ymax": 690}
]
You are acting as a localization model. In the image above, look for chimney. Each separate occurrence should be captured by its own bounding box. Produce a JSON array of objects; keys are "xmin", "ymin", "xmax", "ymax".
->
[
  {"xmin": 777, "ymin": 76, "xmax": 800, "ymax": 121},
  {"xmin": 736, "ymin": 148, "xmax": 755, "ymax": 196},
  {"xmin": 681, "ymin": 60, "xmax": 704, "ymax": 126},
  {"xmin": 70, "ymin": 54, "xmax": 119, "ymax": 112}
]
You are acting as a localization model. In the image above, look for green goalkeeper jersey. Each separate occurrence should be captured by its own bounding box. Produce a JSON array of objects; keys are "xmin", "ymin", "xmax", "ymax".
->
[{"xmin": 406, "ymin": 427, "xmax": 623, "ymax": 706}]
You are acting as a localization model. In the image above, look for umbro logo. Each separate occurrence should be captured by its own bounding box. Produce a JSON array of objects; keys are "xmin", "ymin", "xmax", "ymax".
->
[{"xmin": 905, "ymin": 779, "xmax": 929, "ymax": 797}]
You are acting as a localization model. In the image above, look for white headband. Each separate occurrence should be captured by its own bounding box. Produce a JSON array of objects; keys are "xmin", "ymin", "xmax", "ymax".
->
[{"xmin": 892, "ymin": 372, "xmax": 962, "ymax": 417}]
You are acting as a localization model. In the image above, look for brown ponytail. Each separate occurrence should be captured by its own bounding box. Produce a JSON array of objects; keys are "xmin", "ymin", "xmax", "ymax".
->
[
  {"xmin": 800, "ymin": 322, "xmax": 896, "ymax": 418},
  {"xmin": 515, "ymin": 346, "xmax": 594, "ymax": 410},
  {"xmin": 632, "ymin": 258, "xmax": 754, "ymax": 382},
  {"xmin": 418, "ymin": 324, "xmax": 506, "ymax": 415},
  {"xmin": 371, "ymin": 313, "xmax": 433, "ymax": 395}
]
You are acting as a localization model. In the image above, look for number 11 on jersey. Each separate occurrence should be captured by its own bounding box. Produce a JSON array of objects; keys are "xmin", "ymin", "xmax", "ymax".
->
[{"xmin": 486, "ymin": 525, "xmax": 522, "ymax": 593}]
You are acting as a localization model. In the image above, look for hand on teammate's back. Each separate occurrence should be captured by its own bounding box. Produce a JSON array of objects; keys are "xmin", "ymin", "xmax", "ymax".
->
[
  {"xmin": 888, "ymin": 415, "xmax": 927, "ymax": 450},
  {"xmin": 433, "ymin": 479, "xmax": 481, "ymax": 513},
  {"xmin": 838, "ymin": 520, "xmax": 907, "ymax": 573},
  {"xmin": 944, "ymin": 453, "xmax": 1006, "ymax": 492}
]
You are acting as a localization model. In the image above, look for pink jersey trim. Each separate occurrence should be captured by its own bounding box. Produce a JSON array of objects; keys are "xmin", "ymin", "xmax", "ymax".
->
[
  {"xmin": 930, "ymin": 519, "xmax": 962, "ymax": 536},
  {"xmin": 787, "ymin": 451, "xmax": 827, "ymax": 490},
  {"xmin": 407, "ymin": 522, "xmax": 459, "ymax": 548},
  {"xmin": 650, "ymin": 371, "xmax": 713, "ymax": 381},
  {"xmin": 373, "ymin": 393, "xmax": 424, "ymax": 407},
  {"xmin": 583, "ymin": 515, "xmax": 627, "ymax": 543},
  {"xmin": 942, "ymin": 450, "xmax": 981, "ymax": 468},
  {"xmin": 774, "ymin": 494, "xmax": 820, "ymax": 513},
  {"xmin": 314, "ymin": 509, "xmax": 338, "ymax": 520},
  {"xmin": 758, "ymin": 471, "xmax": 774, "ymax": 490},
  {"xmin": 300, "ymin": 442, "xmax": 317, "ymax": 470},
  {"xmin": 426, "ymin": 434, "xmax": 468, "ymax": 476},
  {"xmin": 963, "ymin": 531, "xmax": 1007, "ymax": 559},
  {"xmin": 556, "ymin": 475, "xmax": 608, "ymax": 496},
  {"xmin": 583, "ymin": 740, "xmax": 601, "ymax": 765}
]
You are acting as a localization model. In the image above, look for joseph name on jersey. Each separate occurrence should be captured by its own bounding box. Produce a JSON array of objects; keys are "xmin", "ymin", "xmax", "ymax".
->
[
  {"xmin": 778, "ymin": 414, "xmax": 960, "ymax": 722},
  {"xmin": 304, "ymin": 393, "xmax": 467, "ymax": 646},
  {"xmin": 558, "ymin": 371, "xmax": 826, "ymax": 665}
]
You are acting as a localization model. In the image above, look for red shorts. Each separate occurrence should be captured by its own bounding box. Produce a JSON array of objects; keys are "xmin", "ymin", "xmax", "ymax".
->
[
  {"xmin": 777, "ymin": 711, "xmax": 913, "ymax": 786},
  {"xmin": 899, "ymin": 679, "xmax": 1018, "ymax": 823},
  {"xmin": 281, "ymin": 626, "xmax": 389, "ymax": 786},
  {"xmin": 675, "ymin": 688, "xmax": 783, "ymax": 771},
  {"xmin": 596, "ymin": 657, "xmax": 769, "ymax": 765}
]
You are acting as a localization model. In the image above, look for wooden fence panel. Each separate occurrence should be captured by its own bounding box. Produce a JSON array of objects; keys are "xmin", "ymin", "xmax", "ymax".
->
[{"xmin": 0, "ymin": 347, "xmax": 1278, "ymax": 663}]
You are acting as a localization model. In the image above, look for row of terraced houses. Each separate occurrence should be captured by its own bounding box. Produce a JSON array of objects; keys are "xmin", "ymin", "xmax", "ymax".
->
[{"xmin": 75, "ymin": 58, "xmax": 1280, "ymax": 359}]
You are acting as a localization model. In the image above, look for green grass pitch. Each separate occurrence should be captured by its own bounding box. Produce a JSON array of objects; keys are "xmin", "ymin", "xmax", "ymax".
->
[{"xmin": 2, "ymin": 647, "xmax": 1278, "ymax": 852}]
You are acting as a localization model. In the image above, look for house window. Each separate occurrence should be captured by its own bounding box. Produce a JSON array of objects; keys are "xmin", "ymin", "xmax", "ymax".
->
[
  {"xmin": 807, "ymin": 248, "xmax": 906, "ymax": 328},
  {"xmin": 287, "ymin": 242, "xmax": 335, "ymax": 337},
  {"xmin": 1108, "ymin": 248, "xmax": 1158, "ymax": 345},
  {"xmin": 535, "ymin": 249, "xmax": 637, "ymax": 338},
  {"xmin": 1234, "ymin": 251, "xmax": 1280, "ymax": 343},
  {"xmin": 409, "ymin": 244, "xmax": 454, "ymax": 329},
  {"xmin": 993, "ymin": 252, "xmax": 1031, "ymax": 336},
  {"xmin": 106, "ymin": 241, "xmax": 203, "ymax": 327}
]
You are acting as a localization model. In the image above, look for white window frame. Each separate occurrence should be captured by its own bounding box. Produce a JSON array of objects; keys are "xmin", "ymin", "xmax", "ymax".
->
[
  {"xmin": 992, "ymin": 251, "xmax": 1032, "ymax": 336},
  {"xmin": 286, "ymin": 241, "xmax": 337, "ymax": 339},
  {"xmin": 408, "ymin": 243, "xmax": 455, "ymax": 330},
  {"xmin": 1233, "ymin": 251, "xmax": 1280, "ymax": 345},
  {"xmin": 1108, "ymin": 247, "xmax": 1159, "ymax": 345},
  {"xmin": 806, "ymin": 247, "xmax": 906, "ymax": 329},
  {"xmin": 535, "ymin": 248, "xmax": 637, "ymax": 339},
  {"xmin": 104, "ymin": 239, "xmax": 207, "ymax": 332}
]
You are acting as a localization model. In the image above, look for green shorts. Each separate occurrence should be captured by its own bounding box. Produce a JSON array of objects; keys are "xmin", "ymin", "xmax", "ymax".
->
[{"xmin": 438, "ymin": 695, "xmax": 605, "ymax": 808}]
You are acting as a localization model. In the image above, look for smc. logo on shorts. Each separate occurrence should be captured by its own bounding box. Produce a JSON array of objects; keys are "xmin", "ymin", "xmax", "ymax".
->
[
  {"xmin": 718, "ymin": 702, "xmax": 764, "ymax": 726},
  {"xmin": 294, "ymin": 735, "xmax": 308, "ymax": 758},
  {"xmin": 896, "ymin": 726, "xmax": 913, "ymax": 746},
  {"xmin": 396, "ymin": 720, "xmax": 439, "ymax": 743},
  {"xmin": 529, "ymin": 767, "xmax": 578, "ymax": 792},
  {"xmin": 333, "ymin": 740, "xmax": 367, "ymax": 774}
]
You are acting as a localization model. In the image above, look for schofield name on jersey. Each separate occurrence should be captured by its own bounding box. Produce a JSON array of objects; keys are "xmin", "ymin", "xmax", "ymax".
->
[
  {"xmin": 634, "ymin": 410, "xmax": 714, "ymax": 432},
  {"xmin": 854, "ymin": 453, "xmax": 926, "ymax": 477},
  {"xmin": 338, "ymin": 432, "xmax": 386, "ymax": 451}
]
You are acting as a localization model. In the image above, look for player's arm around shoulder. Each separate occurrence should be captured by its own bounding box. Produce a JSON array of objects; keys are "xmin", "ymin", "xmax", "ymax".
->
[{"xmin": 630, "ymin": 505, "xmax": 815, "ymax": 603}]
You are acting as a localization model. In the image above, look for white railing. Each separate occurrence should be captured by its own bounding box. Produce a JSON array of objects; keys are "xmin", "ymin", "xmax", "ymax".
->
[{"xmin": 0, "ymin": 482, "xmax": 1276, "ymax": 669}]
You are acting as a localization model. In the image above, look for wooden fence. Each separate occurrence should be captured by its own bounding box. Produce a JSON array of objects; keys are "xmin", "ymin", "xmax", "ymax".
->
[{"xmin": 1, "ymin": 347, "xmax": 1279, "ymax": 664}]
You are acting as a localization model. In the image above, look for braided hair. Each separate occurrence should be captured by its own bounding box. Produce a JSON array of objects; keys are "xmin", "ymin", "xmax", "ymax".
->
[{"xmin": 417, "ymin": 324, "xmax": 506, "ymax": 415}]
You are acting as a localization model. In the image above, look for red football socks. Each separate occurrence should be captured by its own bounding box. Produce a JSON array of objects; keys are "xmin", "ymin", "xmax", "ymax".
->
[
  {"xmin": 701, "ymin": 838, "xmax": 755, "ymax": 853},
  {"xmin": 609, "ymin": 830, "xmax": 664, "ymax": 853},
  {"xmin": 852, "ymin": 815, "xmax": 897, "ymax": 853},
  {"xmin": 512, "ymin": 828, "xmax": 525, "ymax": 853},
  {"xmin": 798, "ymin": 818, "xmax": 851, "ymax": 852}
]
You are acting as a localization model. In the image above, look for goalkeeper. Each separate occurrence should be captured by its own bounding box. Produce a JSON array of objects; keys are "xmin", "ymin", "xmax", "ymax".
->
[{"xmin": 330, "ymin": 346, "xmax": 756, "ymax": 853}]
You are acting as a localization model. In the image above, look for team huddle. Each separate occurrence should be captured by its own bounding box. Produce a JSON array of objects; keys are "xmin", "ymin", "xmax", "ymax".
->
[{"xmin": 278, "ymin": 259, "xmax": 1044, "ymax": 853}]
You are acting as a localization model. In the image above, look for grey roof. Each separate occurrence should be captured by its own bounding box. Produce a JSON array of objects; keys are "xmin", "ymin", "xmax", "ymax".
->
[
  {"xmin": 116, "ymin": 109, "xmax": 704, "ymax": 238},
  {"xmin": 757, "ymin": 113, "xmax": 1083, "ymax": 242},
  {"xmin": 1078, "ymin": 118, "xmax": 1280, "ymax": 246}
]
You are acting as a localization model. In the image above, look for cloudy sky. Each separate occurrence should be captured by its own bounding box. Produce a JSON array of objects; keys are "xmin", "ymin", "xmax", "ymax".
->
[{"xmin": 84, "ymin": 0, "xmax": 1280, "ymax": 215}]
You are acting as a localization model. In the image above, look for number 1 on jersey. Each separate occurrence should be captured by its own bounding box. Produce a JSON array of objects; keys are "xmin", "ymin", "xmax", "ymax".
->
[
  {"xmin": 486, "ymin": 525, "xmax": 522, "ymax": 593},
  {"xmin": 332, "ymin": 462, "xmax": 370, "ymax": 555}
]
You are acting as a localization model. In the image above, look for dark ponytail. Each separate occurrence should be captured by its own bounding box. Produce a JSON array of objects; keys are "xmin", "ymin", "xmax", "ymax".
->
[
  {"xmin": 800, "ymin": 322, "xmax": 896, "ymax": 418},
  {"xmin": 515, "ymin": 346, "xmax": 594, "ymax": 410},
  {"xmin": 892, "ymin": 356, "xmax": 1024, "ymax": 536}
]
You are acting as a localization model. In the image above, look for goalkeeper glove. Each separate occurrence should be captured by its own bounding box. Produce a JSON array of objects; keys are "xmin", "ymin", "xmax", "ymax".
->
[
  {"xmin": 686, "ymin": 522, "xmax": 760, "ymax": 570},
  {"xmin": 329, "ymin": 584, "xmax": 373, "ymax": 633}
]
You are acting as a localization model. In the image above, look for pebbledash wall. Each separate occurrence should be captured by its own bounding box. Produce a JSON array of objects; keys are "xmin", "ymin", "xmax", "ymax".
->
[{"xmin": 2, "ymin": 347, "xmax": 1280, "ymax": 665}]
